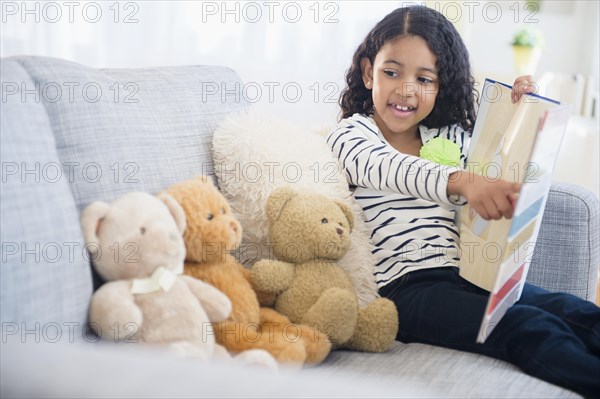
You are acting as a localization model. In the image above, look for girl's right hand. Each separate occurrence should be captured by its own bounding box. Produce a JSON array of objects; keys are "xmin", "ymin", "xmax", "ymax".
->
[{"xmin": 448, "ymin": 171, "xmax": 521, "ymax": 220}]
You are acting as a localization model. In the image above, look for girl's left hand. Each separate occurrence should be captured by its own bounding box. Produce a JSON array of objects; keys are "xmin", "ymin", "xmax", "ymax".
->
[{"xmin": 511, "ymin": 75, "xmax": 536, "ymax": 103}]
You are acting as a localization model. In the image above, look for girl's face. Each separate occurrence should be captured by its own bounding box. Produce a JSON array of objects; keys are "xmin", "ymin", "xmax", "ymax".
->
[{"xmin": 361, "ymin": 35, "xmax": 439, "ymax": 142}]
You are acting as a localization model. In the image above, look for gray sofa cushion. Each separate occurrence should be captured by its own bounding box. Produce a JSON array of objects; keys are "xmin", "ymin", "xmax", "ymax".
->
[
  {"xmin": 321, "ymin": 343, "xmax": 579, "ymax": 398},
  {"xmin": 12, "ymin": 56, "xmax": 248, "ymax": 210},
  {"xmin": 528, "ymin": 182, "xmax": 599, "ymax": 300},
  {"xmin": 0, "ymin": 59, "xmax": 93, "ymax": 331}
]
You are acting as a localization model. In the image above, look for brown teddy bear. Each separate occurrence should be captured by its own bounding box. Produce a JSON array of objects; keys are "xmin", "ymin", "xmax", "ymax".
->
[
  {"xmin": 251, "ymin": 187, "xmax": 399, "ymax": 352},
  {"xmin": 165, "ymin": 176, "xmax": 332, "ymax": 367}
]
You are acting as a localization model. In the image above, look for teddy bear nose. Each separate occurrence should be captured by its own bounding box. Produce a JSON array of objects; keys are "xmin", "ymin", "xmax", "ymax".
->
[
  {"xmin": 336, "ymin": 227, "xmax": 343, "ymax": 236},
  {"xmin": 230, "ymin": 222, "xmax": 238, "ymax": 232}
]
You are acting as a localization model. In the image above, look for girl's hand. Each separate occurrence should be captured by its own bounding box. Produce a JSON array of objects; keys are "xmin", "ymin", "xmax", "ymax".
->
[
  {"xmin": 448, "ymin": 171, "xmax": 521, "ymax": 220},
  {"xmin": 511, "ymin": 75, "xmax": 536, "ymax": 103}
]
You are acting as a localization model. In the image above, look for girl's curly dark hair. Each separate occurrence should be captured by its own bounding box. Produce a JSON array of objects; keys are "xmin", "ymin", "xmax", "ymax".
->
[{"xmin": 339, "ymin": 6, "xmax": 478, "ymax": 132}]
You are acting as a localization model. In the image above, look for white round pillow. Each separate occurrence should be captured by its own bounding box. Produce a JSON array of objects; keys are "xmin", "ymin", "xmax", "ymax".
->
[{"xmin": 212, "ymin": 108, "xmax": 379, "ymax": 306}]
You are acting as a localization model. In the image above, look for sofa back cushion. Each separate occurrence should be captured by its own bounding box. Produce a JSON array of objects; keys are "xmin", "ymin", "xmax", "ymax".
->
[
  {"xmin": 2, "ymin": 56, "xmax": 248, "ymax": 336},
  {"xmin": 1, "ymin": 59, "xmax": 93, "ymax": 334},
  {"xmin": 14, "ymin": 56, "xmax": 248, "ymax": 211}
]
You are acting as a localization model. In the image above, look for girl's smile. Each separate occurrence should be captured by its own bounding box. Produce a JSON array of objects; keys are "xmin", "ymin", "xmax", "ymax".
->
[{"xmin": 388, "ymin": 101, "xmax": 417, "ymax": 118}]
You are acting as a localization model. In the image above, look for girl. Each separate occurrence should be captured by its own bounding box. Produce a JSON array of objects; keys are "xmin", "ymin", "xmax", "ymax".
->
[{"xmin": 327, "ymin": 6, "xmax": 599, "ymax": 397}]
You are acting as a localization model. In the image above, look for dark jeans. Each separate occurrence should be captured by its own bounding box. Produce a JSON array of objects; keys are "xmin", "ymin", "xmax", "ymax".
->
[{"xmin": 380, "ymin": 267, "xmax": 600, "ymax": 398}]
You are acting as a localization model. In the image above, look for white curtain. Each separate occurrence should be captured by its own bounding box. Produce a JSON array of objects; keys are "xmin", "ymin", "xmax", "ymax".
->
[
  {"xmin": 2, "ymin": 1, "xmax": 598, "ymax": 127},
  {"xmin": 2, "ymin": 1, "xmax": 410, "ymax": 126}
]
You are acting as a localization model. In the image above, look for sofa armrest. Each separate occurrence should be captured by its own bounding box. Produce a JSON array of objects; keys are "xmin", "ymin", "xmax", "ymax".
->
[{"xmin": 528, "ymin": 183, "xmax": 599, "ymax": 301}]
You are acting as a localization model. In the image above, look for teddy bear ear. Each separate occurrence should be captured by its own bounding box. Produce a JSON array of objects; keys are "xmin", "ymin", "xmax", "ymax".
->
[
  {"xmin": 157, "ymin": 192, "xmax": 187, "ymax": 234},
  {"xmin": 334, "ymin": 200, "xmax": 355, "ymax": 232},
  {"xmin": 80, "ymin": 201, "xmax": 110, "ymax": 254},
  {"xmin": 266, "ymin": 186, "xmax": 298, "ymax": 222}
]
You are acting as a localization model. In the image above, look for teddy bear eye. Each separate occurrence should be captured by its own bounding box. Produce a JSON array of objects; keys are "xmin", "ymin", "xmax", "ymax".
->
[
  {"xmin": 321, "ymin": 218, "xmax": 328, "ymax": 224},
  {"xmin": 207, "ymin": 213, "xmax": 214, "ymax": 221},
  {"xmin": 140, "ymin": 227, "xmax": 146, "ymax": 234}
]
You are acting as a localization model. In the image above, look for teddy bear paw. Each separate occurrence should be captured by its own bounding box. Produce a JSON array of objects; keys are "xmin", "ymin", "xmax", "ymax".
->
[{"xmin": 235, "ymin": 349, "xmax": 279, "ymax": 371}]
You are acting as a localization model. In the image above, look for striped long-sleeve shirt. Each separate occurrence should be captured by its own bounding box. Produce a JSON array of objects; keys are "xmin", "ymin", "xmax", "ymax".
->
[{"xmin": 327, "ymin": 113, "xmax": 470, "ymax": 288}]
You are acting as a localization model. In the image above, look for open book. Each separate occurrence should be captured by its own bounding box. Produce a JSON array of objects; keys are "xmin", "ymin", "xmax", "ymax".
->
[{"xmin": 459, "ymin": 79, "xmax": 571, "ymax": 343}]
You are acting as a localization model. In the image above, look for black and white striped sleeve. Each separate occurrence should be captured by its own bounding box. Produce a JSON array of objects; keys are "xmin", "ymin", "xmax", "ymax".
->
[{"xmin": 327, "ymin": 122, "xmax": 464, "ymax": 207}]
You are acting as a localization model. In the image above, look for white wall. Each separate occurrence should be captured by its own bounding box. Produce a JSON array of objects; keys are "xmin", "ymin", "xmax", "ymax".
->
[
  {"xmin": 465, "ymin": 0, "xmax": 599, "ymax": 82},
  {"xmin": 2, "ymin": 0, "xmax": 598, "ymax": 127}
]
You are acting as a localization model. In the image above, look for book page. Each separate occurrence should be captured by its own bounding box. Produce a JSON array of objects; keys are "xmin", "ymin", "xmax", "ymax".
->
[
  {"xmin": 476, "ymin": 105, "xmax": 571, "ymax": 343},
  {"xmin": 459, "ymin": 80, "xmax": 557, "ymax": 292},
  {"xmin": 458, "ymin": 79, "xmax": 570, "ymax": 343}
]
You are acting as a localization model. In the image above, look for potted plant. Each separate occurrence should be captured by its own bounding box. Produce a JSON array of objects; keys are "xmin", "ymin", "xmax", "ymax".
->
[{"xmin": 511, "ymin": 28, "xmax": 544, "ymax": 76}]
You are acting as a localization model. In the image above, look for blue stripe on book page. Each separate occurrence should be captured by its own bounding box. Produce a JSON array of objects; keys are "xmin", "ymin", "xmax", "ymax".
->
[
  {"xmin": 484, "ymin": 78, "xmax": 560, "ymax": 104},
  {"xmin": 509, "ymin": 196, "xmax": 545, "ymax": 238},
  {"xmin": 484, "ymin": 78, "xmax": 507, "ymax": 88},
  {"xmin": 523, "ymin": 92, "xmax": 560, "ymax": 105}
]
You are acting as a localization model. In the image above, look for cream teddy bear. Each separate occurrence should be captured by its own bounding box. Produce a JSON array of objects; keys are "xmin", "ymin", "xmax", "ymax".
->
[
  {"xmin": 81, "ymin": 191, "xmax": 275, "ymax": 367},
  {"xmin": 251, "ymin": 187, "xmax": 398, "ymax": 352}
]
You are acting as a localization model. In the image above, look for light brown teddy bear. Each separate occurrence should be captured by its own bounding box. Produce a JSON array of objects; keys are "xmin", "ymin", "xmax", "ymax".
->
[
  {"xmin": 165, "ymin": 176, "xmax": 332, "ymax": 367},
  {"xmin": 251, "ymin": 187, "xmax": 399, "ymax": 352}
]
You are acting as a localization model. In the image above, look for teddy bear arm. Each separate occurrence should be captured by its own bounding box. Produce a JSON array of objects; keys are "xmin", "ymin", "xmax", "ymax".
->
[
  {"xmin": 251, "ymin": 259, "xmax": 295, "ymax": 294},
  {"xmin": 181, "ymin": 275, "xmax": 232, "ymax": 323},
  {"xmin": 89, "ymin": 281, "xmax": 143, "ymax": 341},
  {"xmin": 239, "ymin": 266, "xmax": 277, "ymax": 307}
]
